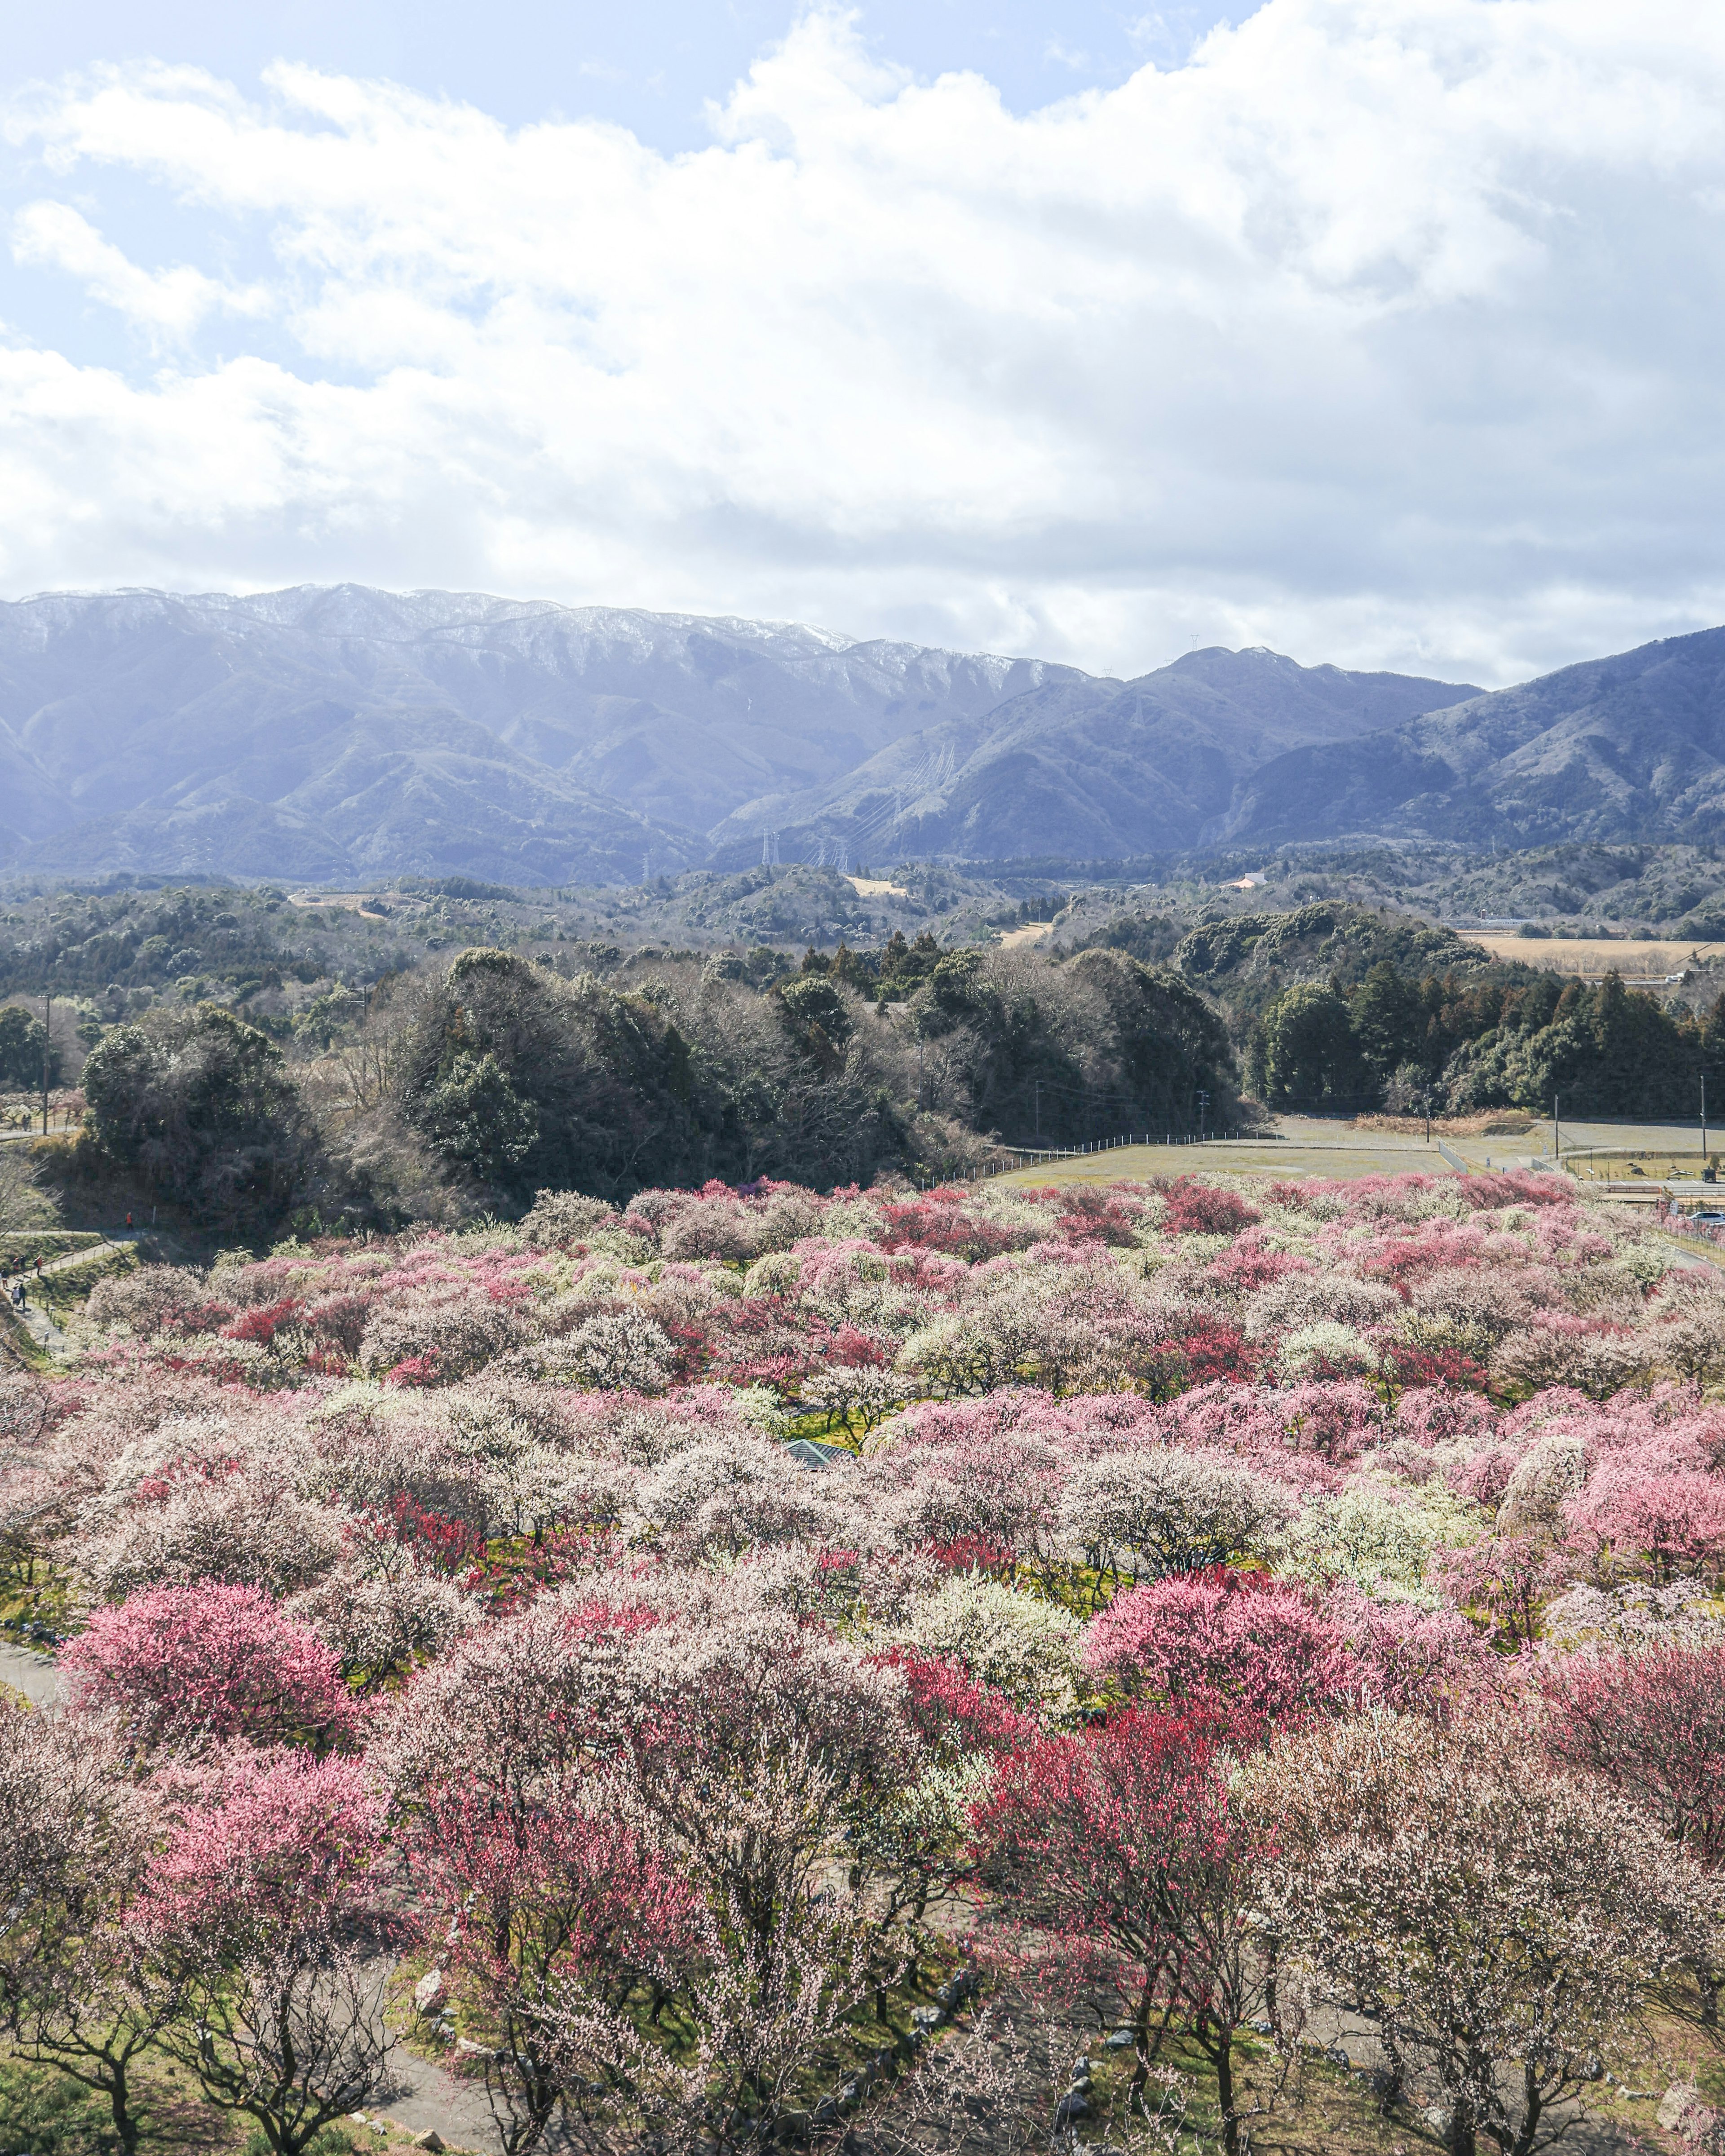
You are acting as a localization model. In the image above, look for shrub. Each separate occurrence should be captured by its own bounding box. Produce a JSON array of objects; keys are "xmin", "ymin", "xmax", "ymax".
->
[
  {"xmin": 566, "ymin": 1310, "xmax": 677, "ymax": 1393},
  {"xmin": 518, "ymin": 1188, "xmax": 619, "ymax": 1246}
]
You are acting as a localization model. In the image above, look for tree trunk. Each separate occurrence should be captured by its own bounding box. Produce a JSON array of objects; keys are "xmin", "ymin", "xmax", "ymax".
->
[
  {"xmin": 1449, "ymin": 2093, "xmax": 1477, "ymax": 2156},
  {"xmin": 1508, "ymin": 2064, "xmax": 1543, "ymax": 2156},
  {"xmin": 1127, "ymin": 1976, "xmax": 1155, "ymax": 2101},
  {"xmin": 1214, "ymin": 2028, "xmax": 1240, "ymax": 2156},
  {"xmin": 105, "ymin": 2063, "xmax": 140, "ymax": 2156}
]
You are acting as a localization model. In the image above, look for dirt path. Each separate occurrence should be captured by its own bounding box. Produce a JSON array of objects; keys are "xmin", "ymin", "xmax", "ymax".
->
[{"xmin": 373, "ymin": 2045, "xmax": 507, "ymax": 2153}]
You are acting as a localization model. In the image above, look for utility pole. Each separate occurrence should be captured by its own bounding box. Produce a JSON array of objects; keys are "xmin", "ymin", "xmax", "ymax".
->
[
  {"xmin": 1196, "ymin": 1087, "xmax": 1210, "ymax": 1139},
  {"xmin": 1033, "ymin": 1078, "xmax": 1040, "ymax": 1141},
  {"xmin": 1703, "ymin": 1072, "xmax": 1709, "ymax": 1174},
  {"xmin": 1423, "ymin": 1091, "xmax": 1432, "ymax": 1144},
  {"xmin": 1552, "ymin": 1094, "xmax": 1560, "ymax": 1169},
  {"xmin": 40, "ymin": 990, "xmax": 50, "ymax": 1137}
]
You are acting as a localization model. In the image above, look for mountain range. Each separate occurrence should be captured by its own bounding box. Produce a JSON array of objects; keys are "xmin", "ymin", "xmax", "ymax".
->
[
  {"xmin": 1217, "ymin": 626, "xmax": 1725, "ymax": 850},
  {"xmin": 0, "ymin": 584, "xmax": 1719, "ymax": 883}
]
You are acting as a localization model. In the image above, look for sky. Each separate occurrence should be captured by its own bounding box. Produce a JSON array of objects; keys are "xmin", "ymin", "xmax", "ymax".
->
[{"xmin": 0, "ymin": 0, "xmax": 1722, "ymax": 688}]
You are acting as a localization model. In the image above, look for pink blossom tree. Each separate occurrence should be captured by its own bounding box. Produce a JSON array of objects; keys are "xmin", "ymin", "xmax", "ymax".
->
[
  {"xmin": 1326, "ymin": 1588, "xmax": 1498, "ymax": 1719},
  {"xmin": 1565, "ymin": 1463, "xmax": 1725, "ymax": 1584},
  {"xmin": 1543, "ymin": 1638, "xmax": 1725, "ymax": 2020},
  {"xmin": 61, "ymin": 1583, "xmax": 360, "ymax": 1756},
  {"xmin": 1083, "ymin": 1569, "xmax": 1357, "ymax": 1741},
  {"xmin": 1437, "ymin": 1533, "xmax": 1581, "ymax": 1648},
  {"xmin": 137, "ymin": 1749, "xmax": 399, "ymax": 2156}
]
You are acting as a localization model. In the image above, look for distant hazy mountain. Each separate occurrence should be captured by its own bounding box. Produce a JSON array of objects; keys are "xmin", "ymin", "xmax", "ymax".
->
[
  {"xmin": 1220, "ymin": 627, "xmax": 1725, "ymax": 849},
  {"xmin": 706, "ymin": 646, "xmax": 1482, "ymax": 865},
  {"xmin": 0, "ymin": 585, "xmax": 1493, "ymax": 883},
  {"xmin": 0, "ymin": 587, "xmax": 1089, "ymax": 883}
]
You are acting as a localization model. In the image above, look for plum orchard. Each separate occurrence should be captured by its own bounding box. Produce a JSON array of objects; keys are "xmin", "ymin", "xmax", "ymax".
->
[{"xmin": 4, "ymin": 1167, "xmax": 1725, "ymax": 2155}]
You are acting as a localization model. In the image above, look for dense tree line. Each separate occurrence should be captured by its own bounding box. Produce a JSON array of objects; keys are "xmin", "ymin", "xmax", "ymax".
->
[
  {"xmin": 1101, "ymin": 898, "xmax": 1723, "ymax": 1118},
  {"xmin": 58, "ymin": 910, "xmax": 1725, "ymax": 1235},
  {"xmin": 65, "ymin": 941, "xmax": 1241, "ymax": 1233},
  {"xmin": 388, "ymin": 944, "xmax": 1238, "ymax": 1211},
  {"xmin": 1245, "ymin": 961, "xmax": 1725, "ymax": 1118}
]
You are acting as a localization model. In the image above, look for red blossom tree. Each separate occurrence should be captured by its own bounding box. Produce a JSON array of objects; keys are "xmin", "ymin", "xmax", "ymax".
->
[
  {"xmin": 1160, "ymin": 1179, "xmax": 1259, "ymax": 1237},
  {"xmin": 426, "ymin": 1787, "xmax": 704, "ymax": 2155},
  {"xmin": 972, "ymin": 1708, "xmax": 1273, "ymax": 2155}
]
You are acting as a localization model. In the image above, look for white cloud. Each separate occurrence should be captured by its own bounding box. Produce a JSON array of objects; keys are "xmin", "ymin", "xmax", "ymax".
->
[
  {"xmin": 11, "ymin": 199, "xmax": 271, "ymax": 348},
  {"xmin": 1, "ymin": 1, "xmax": 1724, "ymax": 685}
]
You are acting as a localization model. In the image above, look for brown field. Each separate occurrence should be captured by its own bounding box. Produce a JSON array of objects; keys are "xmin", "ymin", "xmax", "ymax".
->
[
  {"xmin": 998, "ymin": 919, "xmax": 1054, "ymax": 948},
  {"xmin": 289, "ymin": 891, "xmax": 393, "ymax": 917},
  {"xmin": 1467, "ymin": 933, "xmax": 1725, "ymax": 976},
  {"xmin": 847, "ymin": 875, "xmax": 909, "ymax": 898}
]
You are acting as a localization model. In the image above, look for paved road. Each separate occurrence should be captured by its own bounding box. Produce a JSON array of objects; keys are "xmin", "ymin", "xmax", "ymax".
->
[
  {"xmin": 3, "ymin": 1234, "xmax": 136, "ymax": 1358},
  {"xmin": 0, "ymin": 1643, "xmax": 62, "ymax": 1705}
]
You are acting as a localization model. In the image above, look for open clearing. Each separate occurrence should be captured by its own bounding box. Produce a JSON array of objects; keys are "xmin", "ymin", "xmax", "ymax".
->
[
  {"xmin": 289, "ymin": 891, "xmax": 392, "ymax": 915},
  {"xmin": 1467, "ymin": 932, "xmax": 1725, "ymax": 976},
  {"xmin": 989, "ymin": 1113, "xmax": 1725, "ymax": 1189},
  {"xmin": 998, "ymin": 919, "xmax": 1054, "ymax": 948},
  {"xmin": 993, "ymin": 1118, "xmax": 1457, "ymax": 1187},
  {"xmin": 847, "ymin": 875, "xmax": 909, "ymax": 897}
]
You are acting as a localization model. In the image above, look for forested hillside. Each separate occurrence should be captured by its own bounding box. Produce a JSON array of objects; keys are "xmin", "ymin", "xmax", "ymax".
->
[
  {"xmin": 58, "ymin": 942, "xmax": 1236, "ymax": 1238},
  {"xmin": 1078, "ymin": 899, "xmax": 1725, "ymax": 1119}
]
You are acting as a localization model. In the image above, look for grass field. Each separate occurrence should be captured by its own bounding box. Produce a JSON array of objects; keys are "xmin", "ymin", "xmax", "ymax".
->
[
  {"xmin": 998, "ymin": 919, "xmax": 1055, "ymax": 948},
  {"xmin": 1468, "ymin": 932, "xmax": 1725, "ymax": 976},
  {"xmin": 993, "ymin": 1122, "xmax": 1450, "ymax": 1188},
  {"xmin": 987, "ymin": 1113, "xmax": 1640, "ymax": 1188}
]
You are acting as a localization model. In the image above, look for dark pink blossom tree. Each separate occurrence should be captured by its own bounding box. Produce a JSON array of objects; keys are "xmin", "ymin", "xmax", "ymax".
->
[{"xmin": 61, "ymin": 1582, "xmax": 359, "ymax": 1756}]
